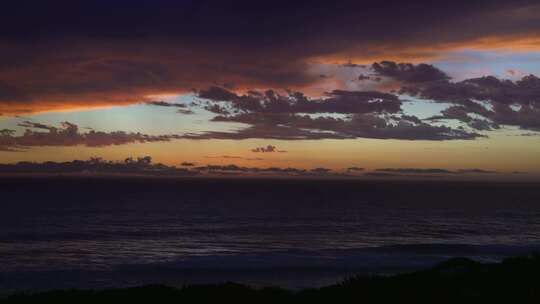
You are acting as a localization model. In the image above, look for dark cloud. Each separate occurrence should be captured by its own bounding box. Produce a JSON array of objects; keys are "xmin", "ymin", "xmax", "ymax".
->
[
  {"xmin": 146, "ymin": 101, "xmax": 188, "ymax": 108},
  {"xmin": 191, "ymin": 164, "xmax": 341, "ymax": 177},
  {"xmin": 185, "ymin": 118, "xmax": 346, "ymax": 140},
  {"xmin": 342, "ymin": 63, "xmax": 366, "ymax": 68},
  {"xmin": 17, "ymin": 121, "xmax": 58, "ymax": 132},
  {"xmin": 252, "ymin": 145, "xmax": 276, "ymax": 153},
  {"xmin": 0, "ymin": 2, "xmax": 537, "ymax": 145},
  {"xmin": 364, "ymin": 172, "xmax": 401, "ymax": 178},
  {"xmin": 198, "ymin": 87, "xmax": 402, "ymax": 115},
  {"xmin": 1, "ymin": 1, "xmax": 539, "ymax": 113},
  {"xmin": 372, "ymin": 61, "xmax": 450, "ymax": 83},
  {"xmin": 191, "ymin": 86, "xmax": 481, "ymax": 141},
  {"xmin": 251, "ymin": 145, "xmax": 287, "ymax": 153},
  {"xmin": 373, "ymin": 168, "xmax": 500, "ymax": 175},
  {"xmin": 376, "ymin": 168, "xmax": 455, "ymax": 174},
  {"xmin": 0, "ymin": 129, "xmax": 15, "ymax": 136},
  {"xmin": 456, "ymin": 169, "xmax": 499, "ymax": 174},
  {"xmin": 185, "ymin": 111, "xmax": 480, "ymax": 141},
  {"xmin": 0, "ymin": 156, "xmax": 197, "ymax": 176},
  {"xmin": 0, "ymin": 82, "xmax": 28, "ymax": 102},
  {"xmin": 3, "ymin": 1, "xmax": 537, "ymax": 42},
  {"xmin": 403, "ymin": 75, "xmax": 540, "ymax": 106},
  {"xmin": 358, "ymin": 74, "xmax": 372, "ymax": 81},
  {"xmin": 427, "ymin": 106, "xmax": 500, "ymax": 131},
  {"xmin": 198, "ymin": 87, "xmax": 241, "ymax": 104},
  {"xmin": 0, "ymin": 121, "xmax": 179, "ymax": 151},
  {"xmin": 310, "ymin": 167, "xmax": 332, "ymax": 174},
  {"xmin": 365, "ymin": 172, "xmax": 443, "ymax": 179},
  {"xmin": 0, "ymin": 157, "xmax": 339, "ymax": 177},
  {"xmin": 401, "ymin": 73, "xmax": 540, "ymax": 131},
  {"xmin": 0, "ymin": 157, "xmax": 514, "ymax": 179}
]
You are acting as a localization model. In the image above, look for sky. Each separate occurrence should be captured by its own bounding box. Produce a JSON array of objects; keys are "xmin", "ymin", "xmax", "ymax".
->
[{"xmin": 0, "ymin": 0, "xmax": 539, "ymax": 180}]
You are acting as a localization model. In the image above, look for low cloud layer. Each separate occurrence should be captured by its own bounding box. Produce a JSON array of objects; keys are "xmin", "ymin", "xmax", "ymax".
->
[
  {"xmin": 251, "ymin": 145, "xmax": 287, "ymax": 153},
  {"xmin": 0, "ymin": 121, "xmax": 178, "ymax": 151},
  {"xmin": 0, "ymin": 156, "xmax": 520, "ymax": 179},
  {"xmin": 0, "ymin": 156, "xmax": 196, "ymax": 176},
  {"xmin": 374, "ymin": 168, "xmax": 500, "ymax": 175},
  {"xmin": 0, "ymin": 157, "xmax": 344, "ymax": 178}
]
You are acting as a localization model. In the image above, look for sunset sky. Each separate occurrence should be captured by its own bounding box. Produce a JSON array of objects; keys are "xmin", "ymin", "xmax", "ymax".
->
[{"xmin": 1, "ymin": 0, "xmax": 539, "ymax": 179}]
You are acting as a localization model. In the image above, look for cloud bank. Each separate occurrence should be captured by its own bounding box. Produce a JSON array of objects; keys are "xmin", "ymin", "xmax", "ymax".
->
[
  {"xmin": 0, "ymin": 121, "xmax": 179, "ymax": 151},
  {"xmin": 1, "ymin": 1, "xmax": 539, "ymax": 114}
]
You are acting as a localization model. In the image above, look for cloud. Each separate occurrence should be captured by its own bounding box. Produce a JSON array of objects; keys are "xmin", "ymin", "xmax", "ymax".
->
[
  {"xmin": 190, "ymin": 87, "xmax": 481, "ymax": 141},
  {"xmin": 427, "ymin": 106, "xmax": 500, "ymax": 131},
  {"xmin": 310, "ymin": 167, "xmax": 331, "ymax": 174},
  {"xmin": 191, "ymin": 164, "xmax": 340, "ymax": 177},
  {"xmin": 373, "ymin": 168, "xmax": 500, "ymax": 175},
  {"xmin": 401, "ymin": 73, "xmax": 540, "ymax": 131},
  {"xmin": 364, "ymin": 172, "xmax": 402, "ymax": 178},
  {"xmin": 145, "ymin": 101, "xmax": 196, "ymax": 114},
  {"xmin": 0, "ymin": 156, "xmax": 197, "ymax": 176},
  {"xmin": 194, "ymin": 164, "xmax": 290, "ymax": 174},
  {"xmin": 0, "ymin": 157, "xmax": 335, "ymax": 177},
  {"xmin": 251, "ymin": 145, "xmax": 287, "ymax": 153},
  {"xmin": 146, "ymin": 101, "xmax": 188, "ymax": 108},
  {"xmin": 198, "ymin": 87, "xmax": 402, "ymax": 115},
  {"xmin": 205, "ymin": 155, "xmax": 265, "ymax": 161},
  {"xmin": 184, "ymin": 111, "xmax": 481, "ymax": 141},
  {"xmin": 0, "ymin": 81, "xmax": 29, "ymax": 103},
  {"xmin": 456, "ymin": 168, "xmax": 499, "ymax": 174},
  {"xmin": 0, "ymin": 2, "xmax": 537, "ymax": 144},
  {"xmin": 376, "ymin": 168, "xmax": 455, "ymax": 174},
  {"xmin": 372, "ymin": 61, "xmax": 450, "ymax": 83},
  {"xmin": 17, "ymin": 120, "xmax": 58, "ymax": 132},
  {"xmin": 1, "ymin": 1, "xmax": 539, "ymax": 113},
  {"xmin": 0, "ymin": 121, "xmax": 179, "ymax": 151},
  {"xmin": 0, "ymin": 157, "xmax": 515, "ymax": 179},
  {"xmin": 357, "ymin": 74, "xmax": 370, "ymax": 81},
  {"xmin": 403, "ymin": 74, "xmax": 540, "ymax": 106}
]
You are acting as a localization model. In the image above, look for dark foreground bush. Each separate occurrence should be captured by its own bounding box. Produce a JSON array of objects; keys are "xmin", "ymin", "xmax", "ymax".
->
[{"xmin": 3, "ymin": 253, "xmax": 540, "ymax": 303}]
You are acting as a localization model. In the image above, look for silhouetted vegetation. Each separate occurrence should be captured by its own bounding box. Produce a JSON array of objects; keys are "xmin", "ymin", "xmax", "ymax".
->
[{"xmin": 3, "ymin": 254, "xmax": 540, "ymax": 303}]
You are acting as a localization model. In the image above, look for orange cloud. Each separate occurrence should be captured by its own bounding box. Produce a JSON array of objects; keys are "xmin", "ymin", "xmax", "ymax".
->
[{"xmin": 312, "ymin": 35, "xmax": 540, "ymax": 66}]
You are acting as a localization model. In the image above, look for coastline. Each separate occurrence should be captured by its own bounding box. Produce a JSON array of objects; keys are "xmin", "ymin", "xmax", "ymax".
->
[{"xmin": 3, "ymin": 254, "xmax": 540, "ymax": 303}]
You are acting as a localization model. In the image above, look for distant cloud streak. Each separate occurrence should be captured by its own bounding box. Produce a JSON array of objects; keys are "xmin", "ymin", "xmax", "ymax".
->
[{"xmin": 0, "ymin": 121, "xmax": 180, "ymax": 151}]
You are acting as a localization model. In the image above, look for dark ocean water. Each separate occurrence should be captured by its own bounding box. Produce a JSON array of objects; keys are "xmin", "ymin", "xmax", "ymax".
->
[{"xmin": 1, "ymin": 177, "xmax": 539, "ymax": 292}]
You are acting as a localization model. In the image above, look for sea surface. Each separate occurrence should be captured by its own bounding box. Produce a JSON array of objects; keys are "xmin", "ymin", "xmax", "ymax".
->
[{"xmin": 1, "ymin": 177, "xmax": 539, "ymax": 293}]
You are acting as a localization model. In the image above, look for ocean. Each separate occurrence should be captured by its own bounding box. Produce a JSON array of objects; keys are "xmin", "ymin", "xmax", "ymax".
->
[{"xmin": 1, "ymin": 177, "xmax": 539, "ymax": 292}]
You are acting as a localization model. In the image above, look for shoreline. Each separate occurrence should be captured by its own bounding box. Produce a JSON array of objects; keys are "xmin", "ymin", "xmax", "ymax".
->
[{"xmin": 3, "ymin": 254, "xmax": 540, "ymax": 303}]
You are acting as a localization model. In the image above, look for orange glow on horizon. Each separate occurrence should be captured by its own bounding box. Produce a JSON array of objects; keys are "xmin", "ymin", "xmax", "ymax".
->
[{"xmin": 311, "ymin": 34, "xmax": 540, "ymax": 65}]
